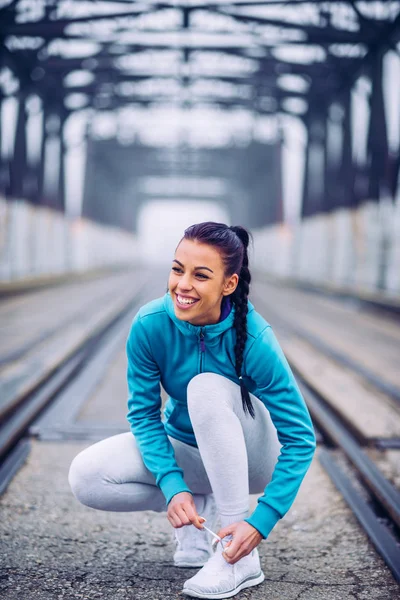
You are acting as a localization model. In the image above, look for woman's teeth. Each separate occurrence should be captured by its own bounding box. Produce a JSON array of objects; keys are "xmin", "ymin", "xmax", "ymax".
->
[{"xmin": 177, "ymin": 295, "xmax": 198, "ymax": 305}]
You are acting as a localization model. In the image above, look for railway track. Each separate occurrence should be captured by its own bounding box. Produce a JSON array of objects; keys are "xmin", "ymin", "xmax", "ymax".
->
[
  {"xmin": 257, "ymin": 272, "xmax": 400, "ymax": 319},
  {"xmin": 0, "ymin": 285, "xmax": 129, "ymax": 369},
  {"xmin": 0, "ymin": 277, "xmax": 151, "ymax": 496},
  {"xmin": 298, "ymin": 374, "xmax": 400, "ymax": 582},
  {"xmin": 1, "ymin": 275, "xmax": 399, "ymax": 581},
  {"xmin": 254, "ymin": 278, "xmax": 400, "ymax": 407},
  {"xmin": 253, "ymin": 287, "xmax": 400, "ymax": 583}
]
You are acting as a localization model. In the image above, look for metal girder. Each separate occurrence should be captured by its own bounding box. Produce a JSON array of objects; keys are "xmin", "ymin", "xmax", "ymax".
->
[
  {"xmin": 1, "ymin": 0, "xmax": 400, "ymax": 221},
  {"xmin": 1, "ymin": 1, "xmax": 398, "ymax": 111},
  {"xmin": 335, "ymin": 9, "xmax": 400, "ymax": 94},
  {"xmin": 0, "ymin": 7, "xmax": 385, "ymax": 46},
  {"xmin": 366, "ymin": 49, "xmax": 389, "ymax": 200},
  {"xmin": 143, "ymin": 0, "xmax": 399, "ymax": 5},
  {"xmin": 0, "ymin": 12, "xmax": 158, "ymax": 36},
  {"xmin": 8, "ymin": 89, "xmax": 27, "ymax": 197},
  {"xmin": 39, "ymin": 53, "xmax": 356, "ymax": 79},
  {"xmin": 65, "ymin": 79, "xmax": 304, "ymax": 97}
]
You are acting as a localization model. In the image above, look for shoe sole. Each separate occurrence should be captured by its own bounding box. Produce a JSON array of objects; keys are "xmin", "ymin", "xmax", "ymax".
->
[
  {"xmin": 182, "ymin": 570, "xmax": 265, "ymax": 599},
  {"xmin": 174, "ymin": 560, "xmax": 208, "ymax": 568},
  {"xmin": 174, "ymin": 551, "xmax": 212, "ymax": 568}
]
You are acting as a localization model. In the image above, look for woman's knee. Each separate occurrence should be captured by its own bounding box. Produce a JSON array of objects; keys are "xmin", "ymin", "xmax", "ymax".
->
[
  {"xmin": 187, "ymin": 372, "xmax": 236, "ymax": 418},
  {"xmin": 68, "ymin": 449, "xmax": 102, "ymax": 509}
]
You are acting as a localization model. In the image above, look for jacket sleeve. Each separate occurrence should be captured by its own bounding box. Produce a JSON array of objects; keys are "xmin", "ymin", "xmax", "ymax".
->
[
  {"xmin": 243, "ymin": 325, "xmax": 317, "ymax": 539},
  {"xmin": 126, "ymin": 313, "xmax": 192, "ymax": 504}
]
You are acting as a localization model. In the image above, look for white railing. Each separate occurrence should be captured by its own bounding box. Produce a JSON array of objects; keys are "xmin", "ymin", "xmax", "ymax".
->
[
  {"xmin": 252, "ymin": 198, "xmax": 400, "ymax": 296},
  {"xmin": 1, "ymin": 195, "xmax": 399, "ymax": 296},
  {"xmin": 0, "ymin": 196, "xmax": 137, "ymax": 281}
]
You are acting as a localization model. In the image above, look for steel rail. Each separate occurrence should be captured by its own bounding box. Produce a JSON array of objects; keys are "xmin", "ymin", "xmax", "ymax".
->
[
  {"xmin": 254, "ymin": 271, "xmax": 400, "ymax": 318},
  {"xmin": 253, "ymin": 282, "xmax": 400, "ymax": 406},
  {"xmin": 295, "ymin": 358, "xmax": 400, "ymax": 584},
  {"xmin": 0, "ymin": 282, "xmax": 149, "ymax": 494},
  {"xmin": 253, "ymin": 288, "xmax": 400, "ymax": 582},
  {"xmin": 294, "ymin": 366, "xmax": 400, "ymax": 584},
  {"xmin": 0, "ymin": 283, "xmax": 147, "ymax": 423},
  {"xmin": 296, "ymin": 374, "xmax": 400, "ymax": 528},
  {"xmin": 0, "ymin": 285, "xmax": 129, "ymax": 369},
  {"xmin": 319, "ymin": 449, "xmax": 400, "ymax": 583}
]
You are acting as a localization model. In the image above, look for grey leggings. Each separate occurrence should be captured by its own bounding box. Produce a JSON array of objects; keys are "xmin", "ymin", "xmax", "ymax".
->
[{"xmin": 68, "ymin": 373, "xmax": 282, "ymax": 522}]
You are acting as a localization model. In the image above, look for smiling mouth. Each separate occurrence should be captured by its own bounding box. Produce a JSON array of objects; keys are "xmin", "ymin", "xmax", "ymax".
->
[{"xmin": 175, "ymin": 294, "xmax": 199, "ymax": 308}]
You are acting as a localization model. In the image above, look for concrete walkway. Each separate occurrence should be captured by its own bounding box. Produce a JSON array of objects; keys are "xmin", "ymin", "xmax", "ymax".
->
[
  {"xmin": 1, "ymin": 277, "xmax": 399, "ymax": 599},
  {"xmin": 0, "ymin": 441, "xmax": 398, "ymax": 600}
]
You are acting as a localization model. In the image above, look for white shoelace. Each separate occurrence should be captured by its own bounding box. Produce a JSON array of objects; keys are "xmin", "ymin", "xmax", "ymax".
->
[{"xmin": 199, "ymin": 519, "xmax": 228, "ymax": 550}]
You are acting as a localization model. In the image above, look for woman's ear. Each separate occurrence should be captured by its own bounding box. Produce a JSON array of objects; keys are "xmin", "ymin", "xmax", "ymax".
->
[{"xmin": 223, "ymin": 273, "xmax": 239, "ymax": 295}]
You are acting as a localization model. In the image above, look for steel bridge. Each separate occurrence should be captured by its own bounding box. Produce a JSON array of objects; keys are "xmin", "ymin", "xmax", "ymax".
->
[{"xmin": 1, "ymin": 1, "xmax": 399, "ymax": 231}]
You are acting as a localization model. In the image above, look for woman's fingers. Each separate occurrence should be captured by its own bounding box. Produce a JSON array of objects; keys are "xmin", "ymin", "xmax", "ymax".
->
[
  {"xmin": 217, "ymin": 524, "xmax": 236, "ymax": 539},
  {"xmin": 176, "ymin": 505, "xmax": 193, "ymax": 527},
  {"xmin": 167, "ymin": 492, "xmax": 193, "ymax": 527},
  {"xmin": 176, "ymin": 504, "xmax": 203, "ymax": 529},
  {"xmin": 184, "ymin": 503, "xmax": 204, "ymax": 529},
  {"xmin": 223, "ymin": 537, "xmax": 241, "ymax": 561},
  {"xmin": 217, "ymin": 521, "xmax": 263, "ymax": 564},
  {"xmin": 166, "ymin": 492, "xmax": 208, "ymax": 530},
  {"xmin": 167, "ymin": 501, "xmax": 202, "ymax": 529},
  {"xmin": 168, "ymin": 506, "xmax": 188, "ymax": 528},
  {"xmin": 167, "ymin": 513, "xmax": 180, "ymax": 528}
]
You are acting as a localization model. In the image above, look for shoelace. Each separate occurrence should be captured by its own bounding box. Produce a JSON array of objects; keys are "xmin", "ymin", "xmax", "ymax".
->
[
  {"xmin": 199, "ymin": 518, "xmax": 229, "ymax": 551},
  {"xmin": 201, "ymin": 524, "xmax": 225, "ymax": 548},
  {"xmin": 195, "ymin": 533, "xmax": 234, "ymax": 578}
]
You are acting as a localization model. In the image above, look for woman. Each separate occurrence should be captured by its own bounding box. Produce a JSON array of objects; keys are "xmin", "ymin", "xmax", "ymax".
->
[{"xmin": 68, "ymin": 221, "xmax": 317, "ymax": 599}]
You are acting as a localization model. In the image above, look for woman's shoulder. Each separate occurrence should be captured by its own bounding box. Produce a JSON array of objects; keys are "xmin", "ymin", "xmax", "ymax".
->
[
  {"xmin": 129, "ymin": 294, "xmax": 169, "ymax": 335},
  {"xmin": 136, "ymin": 294, "xmax": 167, "ymax": 320},
  {"xmin": 246, "ymin": 300, "xmax": 272, "ymax": 341}
]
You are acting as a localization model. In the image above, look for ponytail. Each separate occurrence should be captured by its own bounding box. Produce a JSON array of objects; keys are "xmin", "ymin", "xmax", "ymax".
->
[{"xmin": 229, "ymin": 226, "xmax": 254, "ymax": 418}]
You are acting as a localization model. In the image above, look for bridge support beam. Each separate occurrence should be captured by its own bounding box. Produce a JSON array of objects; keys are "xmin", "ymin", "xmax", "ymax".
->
[
  {"xmin": 0, "ymin": 96, "xmax": 10, "ymax": 195},
  {"xmin": 8, "ymin": 92, "xmax": 27, "ymax": 198},
  {"xmin": 366, "ymin": 50, "xmax": 389, "ymax": 201},
  {"xmin": 57, "ymin": 113, "xmax": 67, "ymax": 213},
  {"xmin": 301, "ymin": 111, "xmax": 327, "ymax": 218},
  {"xmin": 38, "ymin": 109, "xmax": 66, "ymax": 213},
  {"xmin": 340, "ymin": 89, "xmax": 356, "ymax": 209}
]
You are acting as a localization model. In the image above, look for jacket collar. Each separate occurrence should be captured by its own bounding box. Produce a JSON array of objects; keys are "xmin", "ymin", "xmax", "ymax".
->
[{"xmin": 163, "ymin": 290, "xmax": 254, "ymax": 339}]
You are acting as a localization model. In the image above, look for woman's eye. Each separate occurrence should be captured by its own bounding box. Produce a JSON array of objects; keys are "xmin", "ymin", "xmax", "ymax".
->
[{"xmin": 171, "ymin": 267, "xmax": 208, "ymax": 280}]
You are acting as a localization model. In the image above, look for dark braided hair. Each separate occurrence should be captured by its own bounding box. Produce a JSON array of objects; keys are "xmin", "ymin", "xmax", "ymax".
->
[{"xmin": 182, "ymin": 222, "xmax": 255, "ymax": 418}]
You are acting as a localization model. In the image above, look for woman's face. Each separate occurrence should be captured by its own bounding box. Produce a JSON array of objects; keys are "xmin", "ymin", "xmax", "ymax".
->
[{"xmin": 168, "ymin": 238, "xmax": 238, "ymax": 326}]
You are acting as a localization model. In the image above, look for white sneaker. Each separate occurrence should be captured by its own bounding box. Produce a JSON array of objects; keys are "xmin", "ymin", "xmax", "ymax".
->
[
  {"xmin": 182, "ymin": 539, "xmax": 265, "ymax": 599},
  {"xmin": 173, "ymin": 494, "xmax": 218, "ymax": 568}
]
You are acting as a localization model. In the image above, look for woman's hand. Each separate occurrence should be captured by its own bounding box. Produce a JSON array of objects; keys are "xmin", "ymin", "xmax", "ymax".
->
[
  {"xmin": 216, "ymin": 521, "xmax": 263, "ymax": 565},
  {"xmin": 167, "ymin": 492, "xmax": 205, "ymax": 530}
]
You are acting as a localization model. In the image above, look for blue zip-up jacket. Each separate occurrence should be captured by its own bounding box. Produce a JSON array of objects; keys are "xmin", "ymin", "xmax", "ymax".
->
[{"xmin": 126, "ymin": 290, "xmax": 316, "ymax": 539}]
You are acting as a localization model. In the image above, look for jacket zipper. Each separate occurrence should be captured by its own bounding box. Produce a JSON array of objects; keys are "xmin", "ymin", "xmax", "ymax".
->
[{"xmin": 199, "ymin": 328, "xmax": 205, "ymax": 372}]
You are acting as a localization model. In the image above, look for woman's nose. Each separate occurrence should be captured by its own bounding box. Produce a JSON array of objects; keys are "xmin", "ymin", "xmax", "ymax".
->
[{"xmin": 177, "ymin": 274, "xmax": 193, "ymax": 291}]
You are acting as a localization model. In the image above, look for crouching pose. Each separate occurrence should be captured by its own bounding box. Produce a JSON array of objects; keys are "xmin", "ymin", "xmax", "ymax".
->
[{"xmin": 68, "ymin": 221, "xmax": 316, "ymax": 599}]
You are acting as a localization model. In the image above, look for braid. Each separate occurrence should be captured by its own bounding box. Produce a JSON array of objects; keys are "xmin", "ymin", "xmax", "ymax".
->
[{"xmin": 230, "ymin": 227, "xmax": 255, "ymax": 418}]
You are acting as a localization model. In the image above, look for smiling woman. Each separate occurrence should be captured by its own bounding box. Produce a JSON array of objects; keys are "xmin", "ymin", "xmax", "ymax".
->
[{"xmin": 68, "ymin": 221, "xmax": 317, "ymax": 600}]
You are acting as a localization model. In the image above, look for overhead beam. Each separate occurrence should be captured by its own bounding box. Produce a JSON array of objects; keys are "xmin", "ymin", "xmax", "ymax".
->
[
  {"xmin": 0, "ymin": 12, "xmax": 159, "ymax": 36},
  {"xmin": 39, "ymin": 53, "xmax": 360, "ymax": 78},
  {"xmin": 122, "ymin": 1, "xmax": 400, "ymax": 9},
  {"xmin": 335, "ymin": 8, "xmax": 400, "ymax": 93},
  {"xmin": 1, "ymin": 21, "xmax": 382, "ymax": 46},
  {"xmin": 64, "ymin": 81, "xmax": 308, "ymax": 101}
]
